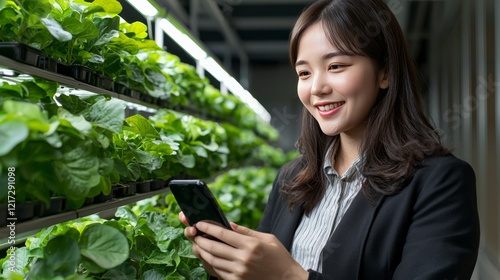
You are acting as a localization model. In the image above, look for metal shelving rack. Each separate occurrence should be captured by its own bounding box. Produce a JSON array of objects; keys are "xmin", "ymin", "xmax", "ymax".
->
[
  {"xmin": 0, "ymin": 187, "xmax": 170, "ymax": 249},
  {"xmin": 0, "ymin": 54, "xmax": 170, "ymax": 247}
]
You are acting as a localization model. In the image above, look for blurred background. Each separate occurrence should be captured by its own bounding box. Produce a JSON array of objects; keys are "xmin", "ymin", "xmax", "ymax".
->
[{"xmin": 120, "ymin": 0, "xmax": 499, "ymax": 278}]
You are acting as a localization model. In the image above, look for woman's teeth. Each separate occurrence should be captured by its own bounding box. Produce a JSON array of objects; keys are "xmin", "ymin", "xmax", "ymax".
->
[{"xmin": 318, "ymin": 102, "xmax": 345, "ymax": 111}]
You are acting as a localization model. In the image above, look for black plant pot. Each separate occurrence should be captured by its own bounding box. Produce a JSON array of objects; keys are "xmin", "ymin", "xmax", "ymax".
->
[
  {"xmin": 83, "ymin": 197, "xmax": 94, "ymax": 207},
  {"xmin": 47, "ymin": 196, "xmax": 66, "ymax": 216},
  {"xmin": 70, "ymin": 65, "xmax": 98, "ymax": 85},
  {"xmin": 114, "ymin": 183, "xmax": 137, "ymax": 197},
  {"xmin": 113, "ymin": 82, "xmax": 127, "ymax": 95},
  {"xmin": 136, "ymin": 181, "xmax": 151, "ymax": 193},
  {"xmin": 140, "ymin": 94, "xmax": 153, "ymax": 104},
  {"xmin": 16, "ymin": 202, "xmax": 35, "ymax": 222},
  {"xmin": 0, "ymin": 42, "xmax": 57, "ymax": 71},
  {"xmin": 0, "ymin": 204, "xmax": 7, "ymax": 227},
  {"xmin": 93, "ymin": 190, "xmax": 114, "ymax": 203},
  {"xmin": 97, "ymin": 74, "xmax": 114, "ymax": 91},
  {"xmin": 150, "ymin": 179, "xmax": 165, "ymax": 190}
]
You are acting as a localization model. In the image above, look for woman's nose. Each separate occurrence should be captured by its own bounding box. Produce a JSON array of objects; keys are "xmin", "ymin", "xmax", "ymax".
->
[{"xmin": 311, "ymin": 73, "xmax": 332, "ymax": 96}]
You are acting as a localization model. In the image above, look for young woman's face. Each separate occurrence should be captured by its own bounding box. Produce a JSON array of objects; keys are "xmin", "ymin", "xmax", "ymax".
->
[{"xmin": 295, "ymin": 22, "xmax": 388, "ymax": 138}]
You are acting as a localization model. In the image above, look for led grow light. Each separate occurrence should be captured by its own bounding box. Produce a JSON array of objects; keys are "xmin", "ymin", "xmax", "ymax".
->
[{"xmin": 126, "ymin": 0, "xmax": 159, "ymax": 17}]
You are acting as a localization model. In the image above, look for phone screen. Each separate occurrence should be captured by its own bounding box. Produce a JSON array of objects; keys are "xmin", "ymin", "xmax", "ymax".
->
[{"xmin": 169, "ymin": 179, "xmax": 232, "ymax": 231}]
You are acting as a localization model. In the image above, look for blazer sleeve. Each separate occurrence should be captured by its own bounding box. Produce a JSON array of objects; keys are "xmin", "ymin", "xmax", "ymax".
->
[
  {"xmin": 392, "ymin": 156, "xmax": 480, "ymax": 279},
  {"xmin": 257, "ymin": 167, "xmax": 284, "ymax": 233}
]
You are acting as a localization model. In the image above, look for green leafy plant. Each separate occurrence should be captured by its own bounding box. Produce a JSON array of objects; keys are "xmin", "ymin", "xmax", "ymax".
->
[
  {"xmin": 209, "ymin": 167, "xmax": 277, "ymax": 229},
  {"xmin": 0, "ymin": 221, "xmax": 129, "ymax": 279},
  {"xmin": 110, "ymin": 114, "xmax": 178, "ymax": 183},
  {"xmin": 0, "ymin": 86, "xmax": 125, "ymax": 208},
  {"xmin": 0, "ymin": 0, "xmax": 56, "ymax": 48}
]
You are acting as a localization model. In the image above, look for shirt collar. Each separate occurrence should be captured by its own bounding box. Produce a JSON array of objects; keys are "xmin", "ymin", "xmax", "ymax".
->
[{"xmin": 323, "ymin": 139, "xmax": 363, "ymax": 181}]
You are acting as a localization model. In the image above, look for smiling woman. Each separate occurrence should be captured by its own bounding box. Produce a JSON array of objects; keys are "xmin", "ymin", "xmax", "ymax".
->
[{"xmin": 180, "ymin": 0, "xmax": 480, "ymax": 279}]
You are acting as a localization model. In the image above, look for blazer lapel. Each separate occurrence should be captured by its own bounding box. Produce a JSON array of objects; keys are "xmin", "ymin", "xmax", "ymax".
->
[
  {"xmin": 271, "ymin": 204, "xmax": 304, "ymax": 251},
  {"xmin": 321, "ymin": 191, "xmax": 384, "ymax": 279}
]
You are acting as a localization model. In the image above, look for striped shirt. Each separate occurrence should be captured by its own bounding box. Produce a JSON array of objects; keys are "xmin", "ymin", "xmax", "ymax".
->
[{"xmin": 290, "ymin": 148, "xmax": 364, "ymax": 272}]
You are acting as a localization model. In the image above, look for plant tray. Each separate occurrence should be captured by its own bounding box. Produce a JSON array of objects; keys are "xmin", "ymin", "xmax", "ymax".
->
[
  {"xmin": 123, "ymin": 88, "xmax": 142, "ymax": 99},
  {"xmin": 114, "ymin": 183, "xmax": 137, "ymax": 197},
  {"xmin": 0, "ymin": 42, "xmax": 57, "ymax": 72},
  {"xmin": 113, "ymin": 82, "xmax": 127, "ymax": 94},
  {"xmin": 0, "ymin": 204, "xmax": 6, "ymax": 227},
  {"xmin": 93, "ymin": 190, "xmax": 113, "ymax": 203},
  {"xmin": 16, "ymin": 202, "xmax": 35, "ymax": 222},
  {"xmin": 136, "ymin": 181, "xmax": 151, "ymax": 193},
  {"xmin": 33, "ymin": 196, "xmax": 66, "ymax": 218},
  {"xmin": 150, "ymin": 179, "xmax": 165, "ymax": 190},
  {"xmin": 97, "ymin": 74, "xmax": 114, "ymax": 91},
  {"xmin": 140, "ymin": 94, "xmax": 153, "ymax": 103}
]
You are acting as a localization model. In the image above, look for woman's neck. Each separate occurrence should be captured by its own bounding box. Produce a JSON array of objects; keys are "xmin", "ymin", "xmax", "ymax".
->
[{"xmin": 334, "ymin": 133, "xmax": 362, "ymax": 176}]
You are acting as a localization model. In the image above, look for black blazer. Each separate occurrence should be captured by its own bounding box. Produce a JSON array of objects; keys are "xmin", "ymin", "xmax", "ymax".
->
[{"xmin": 258, "ymin": 155, "xmax": 480, "ymax": 279}]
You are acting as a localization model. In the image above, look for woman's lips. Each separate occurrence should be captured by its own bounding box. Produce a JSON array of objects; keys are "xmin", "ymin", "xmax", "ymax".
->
[{"xmin": 316, "ymin": 102, "xmax": 345, "ymax": 117}]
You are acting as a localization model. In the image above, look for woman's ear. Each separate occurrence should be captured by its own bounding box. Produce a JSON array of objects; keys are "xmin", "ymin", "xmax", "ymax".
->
[{"xmin": 378, "ymin": 68, "xmax": 389, "ymax": 89}]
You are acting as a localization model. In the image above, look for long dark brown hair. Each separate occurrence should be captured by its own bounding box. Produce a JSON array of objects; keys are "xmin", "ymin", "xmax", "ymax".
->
[{"xmin": 281, "ymin": 0, "xmax": 449, "ymax": 214}]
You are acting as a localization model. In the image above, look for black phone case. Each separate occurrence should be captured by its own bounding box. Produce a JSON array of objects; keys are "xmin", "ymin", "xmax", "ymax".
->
[{"xmin": 168, "ymin": 179, "xmax": 232, "ymax": 234}]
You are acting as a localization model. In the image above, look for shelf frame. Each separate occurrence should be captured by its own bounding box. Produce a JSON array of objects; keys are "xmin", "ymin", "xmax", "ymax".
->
[
  {"xmin": 0, "ymin": 187, "xmax": 171, "ymax": 249},
  {"xmin": 0, "ymin": 55, "xmax": 159, "ymax": 111}
]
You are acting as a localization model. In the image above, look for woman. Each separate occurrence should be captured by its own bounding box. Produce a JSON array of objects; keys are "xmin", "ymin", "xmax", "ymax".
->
[{"xmin": 180, "ymin": 0, "xmax": 480, "ymax": 279}]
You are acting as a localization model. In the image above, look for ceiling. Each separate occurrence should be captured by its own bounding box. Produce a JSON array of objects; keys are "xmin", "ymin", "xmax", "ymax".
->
[
  {"xmin": 158, "ymin": 0, "xmax": 432, "ymax": 63},
  {"xmin": 120, "ymin": 0, "xmax": 437, "ymax": 82}
]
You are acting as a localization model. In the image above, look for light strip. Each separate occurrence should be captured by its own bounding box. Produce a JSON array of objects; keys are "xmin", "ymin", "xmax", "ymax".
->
[
  {"xmin": 200, "ymin": 57, "xmax": 229, "ymax": 82},
  {"xmin": 159, "ymin": 18, "xmax": 207, "ymax": 60},
  {"xmin": 158, "ymin": 17, "xmax": 271, "ymax": 123},
  {"xmin": 223, "ymin": 76, "xmax": 271, "ymax": 122},
  {"xmin": 126, "ymin": 0, "xmax": 159, "ymax": 17}
]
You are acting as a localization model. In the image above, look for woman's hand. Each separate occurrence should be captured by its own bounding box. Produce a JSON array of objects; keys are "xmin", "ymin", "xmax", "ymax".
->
[
  {"xmin": 193, "ymin": 221, "xmax": 308, "ymax": 280},
  {"xmin": 179, "ymin": 212, "xmax": 222, "ymax": 278}
]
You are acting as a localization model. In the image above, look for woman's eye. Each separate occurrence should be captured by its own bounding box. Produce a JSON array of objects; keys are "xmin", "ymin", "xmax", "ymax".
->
[
  {"xmin": 298, "ymin": 71, "xmax": 310, "ymax": 77},
  {"xmin": 329, "ymin": 64, "xmax": 342, "ymax": 70}
]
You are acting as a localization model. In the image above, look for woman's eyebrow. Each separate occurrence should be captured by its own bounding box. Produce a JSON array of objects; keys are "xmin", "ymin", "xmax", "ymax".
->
[{"xmin": 295, "ymin": 51, "xmax": 350, "ymax": 67}]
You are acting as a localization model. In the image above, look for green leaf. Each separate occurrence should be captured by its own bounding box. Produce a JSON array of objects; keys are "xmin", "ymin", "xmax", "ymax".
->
[
  {"xmin": 44, "ymin": 235, "xmax": 81, "ymax": 275},
  {"xmin": 125, "ymin": 114, "xmax": 159, "ymax": 139},
  {"xmin": 187, "ymin": 267, "xmax": 207, "ymax": 279},
  {"xmin": 96, "ymin": 175, "xmax": 112, "ymax": 196},
  {"xmin": 0, "ymin": 121, "xmax": 29, "ymax": 156},
  {"xmin": 3, "ymin": 100, "xmax": 46, "ymax": 122},
  {"xmin": 76, "ymin": 19, "xmax": 99, "ymax": 40},
  {"xmin": 140, "ymin": 269, "xmax": 165, "ymax": 280},
  {"xmin": 40, "ymin": 17, "xmax": 72, "ymax": 42},
  {"xmin": 199, "ymin": 141, "xmax": 219, "ymax": 152},
  {"xmin": 80, "ymin": 256, "xmax": 106, "ymax": 274},
  {"xmin": 123, "ymin": 21, "xmax": 148, "ymax": 39},
  {"xmin": 100, "ymin": 261, "xmax": 136, "ymax": 280},
  {"xmin": 133, "ymin": 149, "xmax": 154, "ymax": 164},
  {"xmin": 178, "ymin": 146, "xmax": 195, "ymax": 168},
  {"xmin": 0, "ymin": 247, "xmax": 29, "ymax": 277},
  {"xmin": 58, "ymin": 108, "xmax": 92, "ymax": 135},
  {"xmin": 84, "ymin": 98, "xmax": 125, "ymax": 134},
  {"xmin": 34, "ymin": 78, "xmax": 58, "ymax": 97},
  {"xmin": 0, "ymin": 82, "xmax": 22, "ymax": 98},
  {"xmin": 100, "ymin": 269, "xmax": 129, "ymax": 280},
  {"xmin": 126, "ymin": 161, "xmax": 141, "ymax": 181},
  {"xmin": 22, "ymin": 0, "xmax": 52, "ymax": 17},
  {"xmin": 55, "ymin": 94, "xmax": 91, "ymax": 115},
  {"xmin": 115, "ymin": 206, "xmax": 137, "ymax": 224},
  {"xmin": 102, "ymin": 53, "xmax": 122, "ymax": 74},
  {"xmin": 0, "ymin": 0, "xmax": 6, "ymax": 10},
  {"xmin": 86, "ymin": 0, "xmax": 122, "ymax": 16},
  {"xmin": 62, "ymin": 17, "xmax": 84, "ymax": 35},
  {"xmin": 79, "ymin": 224, "xmax": 129, "ymax": 269},
  {"xmin": 54, "ymin": 144, "xmax": 100, "ymax": 199},
  {"xmin": 192, "ymin": 146, "xmax": 207, "ymax": 158},
  {"xmin": 19, "ymin": 81, "xmax": 47, "ymax": 101}
]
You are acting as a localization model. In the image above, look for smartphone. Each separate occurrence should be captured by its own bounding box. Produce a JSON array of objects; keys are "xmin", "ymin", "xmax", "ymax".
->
[{"xmin": 168, "ymin": 179, "xmax": 232, "ymax": 240}]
